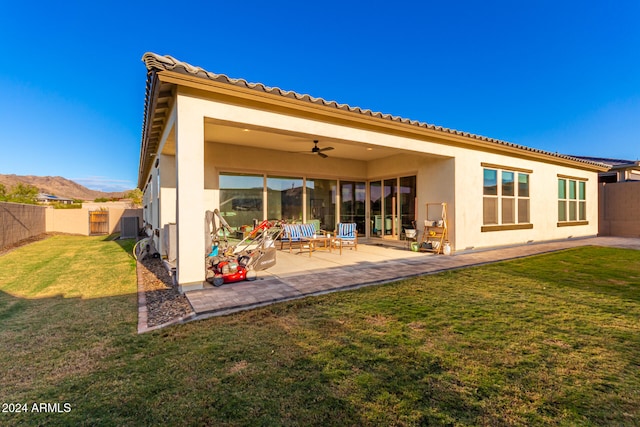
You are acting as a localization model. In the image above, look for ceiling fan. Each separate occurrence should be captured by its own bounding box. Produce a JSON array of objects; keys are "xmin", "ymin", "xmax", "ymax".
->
[{"xmin": 306, "ymin": 140, "xmax": 334, "ymax": 158}]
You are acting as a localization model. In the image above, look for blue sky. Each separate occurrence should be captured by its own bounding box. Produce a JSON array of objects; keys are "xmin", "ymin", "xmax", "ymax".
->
[{"xmin": 1, "ymin": 1, "xmax": 638, "ymax": 192}]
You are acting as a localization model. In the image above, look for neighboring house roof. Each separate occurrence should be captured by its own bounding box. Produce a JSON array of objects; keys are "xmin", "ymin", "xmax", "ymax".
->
[
  {"xmin": 570, "ymin": 156, "xmax": 640, "ymax": 182},
  {"xmin": 569, "ymin": 156, "xmax": 639, "ymax": 170},
  {"xmin": 139, "ymin": 52, "xmax": 609, "ymax": 186},
  {"xmin": 37, "ymin": 193, "xmax": 74, "ymax": 202}
]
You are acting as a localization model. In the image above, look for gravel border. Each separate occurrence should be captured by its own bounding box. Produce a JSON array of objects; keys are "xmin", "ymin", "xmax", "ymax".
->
[{"xmin": 136, "ymin": 256, "xmax": 195, "ymax": 333}]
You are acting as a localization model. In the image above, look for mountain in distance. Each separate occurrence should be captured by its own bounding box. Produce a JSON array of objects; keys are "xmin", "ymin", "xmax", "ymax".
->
[{"xmin": 0, "ymin": 174, "xmax": 131, "ymax": 201}]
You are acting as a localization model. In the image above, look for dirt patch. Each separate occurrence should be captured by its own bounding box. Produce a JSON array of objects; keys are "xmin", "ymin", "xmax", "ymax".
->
[
  {"xmin": 0, "ymin": 233, "xmax": 56, "ymax": 256},
  {"xmin": 137, "ymin": 257, "xmax": 194, "ymax": 327}
]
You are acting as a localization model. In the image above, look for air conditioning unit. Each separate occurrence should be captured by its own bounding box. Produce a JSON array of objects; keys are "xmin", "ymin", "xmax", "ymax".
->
[
  {"xmin": 120, "ymin": 216, "xmax": 139, "ymax": 239},
  {"xmin": 163, "ymin": 223, "xmax": 177, "ymax": 263}
]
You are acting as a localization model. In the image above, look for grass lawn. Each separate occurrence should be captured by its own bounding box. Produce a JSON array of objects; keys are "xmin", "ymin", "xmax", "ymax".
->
[{"xmin": 1, "ymin": 235, "xmax": 639, "ymax": 426}]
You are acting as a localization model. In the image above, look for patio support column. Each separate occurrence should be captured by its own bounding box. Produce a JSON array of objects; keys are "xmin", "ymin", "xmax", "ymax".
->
[{"xmin": 175, "ymin": 94, "xmax": 205, "ymax": 292}]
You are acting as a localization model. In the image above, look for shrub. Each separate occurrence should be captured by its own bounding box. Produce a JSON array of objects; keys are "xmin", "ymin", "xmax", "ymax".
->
[{"xmin": 52, "ymin": 202, "xmax": 82, "ymax": 209}]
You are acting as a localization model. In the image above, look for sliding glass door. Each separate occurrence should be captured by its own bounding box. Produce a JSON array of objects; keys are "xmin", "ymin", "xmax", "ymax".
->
[
  {"xmin": 340, "ymin": 181, "xmax": 366, "ymax": 235},
  {"xmin": 399, "ymin": 176, "xmax": 416, "ymax": 232},
  {"xmin": 369, "ymin": 175, "xmax": 416, "ymax": 239},
  {"xmin": 220, "ymin": 172, "xmax": 415, "ymax": 239},
  {"xmin": 370, "ymin": 181, "xmax": 382, "ymax": 236},
  {"xmin": 306, "ymin": 178, "xmax": 337, "ymax": 231},
  {"xmin": 383, "ymin": 178, "xmax": 397, "ymax": 236},
  {"xmin": 267, "ymin": 176, "xmax": 303, "ymax": 222}
]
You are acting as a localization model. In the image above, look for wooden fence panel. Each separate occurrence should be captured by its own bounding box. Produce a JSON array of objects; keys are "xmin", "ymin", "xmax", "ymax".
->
[{"xmin": 89, "ymin": 210, "xmax": 109, "ymax": 235}]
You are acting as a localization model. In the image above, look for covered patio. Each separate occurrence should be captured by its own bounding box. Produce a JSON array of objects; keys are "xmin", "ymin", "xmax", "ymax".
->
[{"xmin": 144, "ymin": 77, "xmax": 456, "ymax": 292}]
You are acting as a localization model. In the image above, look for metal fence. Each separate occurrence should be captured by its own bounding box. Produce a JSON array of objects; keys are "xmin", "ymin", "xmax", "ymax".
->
[{"xmin": 0, "ymin": 202, "xmax": 47, "ymax": 250}]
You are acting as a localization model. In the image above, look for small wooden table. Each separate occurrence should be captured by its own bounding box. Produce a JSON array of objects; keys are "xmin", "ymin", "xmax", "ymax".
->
[{"xmin": 301, "ymin": 236, "xmax": 332, "ymax": 257}]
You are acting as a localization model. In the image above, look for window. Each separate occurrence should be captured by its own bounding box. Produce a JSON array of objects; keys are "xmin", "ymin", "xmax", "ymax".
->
[
  {"xmin": 482, "ymin": 164, "xmax": 531, "ymax": 231},
  {"xmin": 483, "ymin": 169, "xmax": 498, "ymax": 224},
  {"xmin": 558, "ymin": 176, "xmax": 587, "ymax": 225}
]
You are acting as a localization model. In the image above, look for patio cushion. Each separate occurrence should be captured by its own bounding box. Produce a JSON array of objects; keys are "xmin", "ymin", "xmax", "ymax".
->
[
  {"xmin": 282, "ymin": 224, "xmax": 301, "ymax": 242},
  {"xmin": 282, "ymin": 223, "xmax": 317, "ymax": 242},
  {"xmin": 299, "ymin": 223, "xmax": 316, "ymax": 238}
]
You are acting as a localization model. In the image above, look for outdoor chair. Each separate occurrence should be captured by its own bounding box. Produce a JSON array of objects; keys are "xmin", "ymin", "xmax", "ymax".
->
[{"xmin": 332, "ymin": 222, "xmax": 358, "ymax": 254}]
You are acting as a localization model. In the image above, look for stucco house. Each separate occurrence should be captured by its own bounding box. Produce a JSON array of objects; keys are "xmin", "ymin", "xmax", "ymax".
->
[{"xmin": 138, "ymin": 52, "xmax": 608, "ymax": 292}]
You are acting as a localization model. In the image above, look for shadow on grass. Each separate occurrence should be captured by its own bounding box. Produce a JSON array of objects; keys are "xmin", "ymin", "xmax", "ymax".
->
[
  {"xmin": 0, "ymin": 287, "xmax": 358, "ymax": 425},
  {"xmin": 1, "ymin": 290, "xmax": 482, "ymax": 426},
  {"xmin": 101, "ymin": 233, "xmax": 136, "ymax": 259}
]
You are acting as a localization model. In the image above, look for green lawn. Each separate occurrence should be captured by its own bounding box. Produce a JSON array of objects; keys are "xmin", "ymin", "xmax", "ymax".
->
[{"xmin": 1, "ymin": 235, "xmax": 639, "ymax": 426}]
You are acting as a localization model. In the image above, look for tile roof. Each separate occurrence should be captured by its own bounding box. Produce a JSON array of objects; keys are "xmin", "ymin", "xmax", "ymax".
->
[
  {"xmin": 568, "ymin": 156, "xmax": 638, "ymax": 168},
  {"xmin": 141, "ymin": 52, "xmax": 608, "ymax": 170}
]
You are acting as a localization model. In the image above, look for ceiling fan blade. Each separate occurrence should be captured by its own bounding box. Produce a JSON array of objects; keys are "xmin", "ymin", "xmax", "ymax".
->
[
  {"xmin": 319, "ymin": 146, "xmax": 334, "ymax": 152},
  {"xmin": 318, "ymin": 152, "xmax": 328, "ymax": 158}
]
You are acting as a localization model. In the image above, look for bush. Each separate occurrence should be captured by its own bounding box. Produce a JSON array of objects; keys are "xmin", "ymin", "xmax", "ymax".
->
[{"xmin": 52, "ymin": 202, "xmax": 83, "ymax": 209}]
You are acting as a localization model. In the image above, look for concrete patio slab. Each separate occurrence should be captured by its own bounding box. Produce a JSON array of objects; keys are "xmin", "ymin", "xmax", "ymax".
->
[{"xmin": 186, "ymin": 236, "xmax": 640, "ymax": 318}]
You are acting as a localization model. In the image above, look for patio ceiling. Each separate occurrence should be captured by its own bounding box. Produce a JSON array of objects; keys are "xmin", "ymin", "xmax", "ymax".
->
[{"xmin": 161, "ymin": 120, "xmax": 418, "ymax": 162}]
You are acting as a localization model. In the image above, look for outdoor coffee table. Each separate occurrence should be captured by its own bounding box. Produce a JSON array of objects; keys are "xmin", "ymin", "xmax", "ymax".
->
[{"xmin": 300, "ymin": 236, "xmax": 332, "ymax": 257}]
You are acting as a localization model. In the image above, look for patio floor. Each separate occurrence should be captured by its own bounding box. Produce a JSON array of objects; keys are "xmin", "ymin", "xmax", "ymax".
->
[{"xmin": 185, "ymin": 236, "xmax": 640, "ymax": 318}]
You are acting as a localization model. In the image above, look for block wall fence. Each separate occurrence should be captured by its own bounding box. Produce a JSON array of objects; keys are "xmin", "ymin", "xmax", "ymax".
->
[
  {"xmin": 0, "ymin": 202, "xmax": 47, "ymax": 249},
  {"xmin": 599, "ymin": 181, "xmax": 640, "ymax": 238},
  {"xmin": 0, "ymin": 202, "xmax": 143, "ymax": 250}
]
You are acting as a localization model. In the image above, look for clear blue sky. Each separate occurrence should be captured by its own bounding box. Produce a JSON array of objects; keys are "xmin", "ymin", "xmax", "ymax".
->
[{"xmin": 1, "ymin": 1, "xmax": 638, "ymax": 191}]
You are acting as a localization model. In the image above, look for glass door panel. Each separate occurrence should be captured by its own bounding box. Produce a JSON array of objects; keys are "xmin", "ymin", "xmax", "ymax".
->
[
  {"xmin": 399, "ymin": 175, "xmax": 416, "ymax": 236},
  {"xmin": 267, "ymin": 176, "xmax": 303, "ymax": 222},
  {"xmin": 219, "ymin": 173, "xmax": 264, "ymax": 230},
  {"xmin": 306, "ymin": 178, "xmax": 337, "ymax": 232},
  {"xmin": 340, "ymin": 181, "xmax": 366, "ymax": 235},
  {"xmin": 370, "ymin": 181, "xmax": 382, "ymax": 237},
  {"xmin": 383, "ymin": 178, "xmax": 397, "ymax": 236}
]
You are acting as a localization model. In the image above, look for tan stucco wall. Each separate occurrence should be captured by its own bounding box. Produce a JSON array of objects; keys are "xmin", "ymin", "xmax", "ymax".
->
[
  {"xmin": 46, "ymin": 208, "xmax": 143, "ymax": 236},
  {"xmin": 46, "ymin": 208, "xmax": 89, "ymax": 235},
  {"xmin": 453, "ymin": 151, "xmax": 599, "ymax": 251}
]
